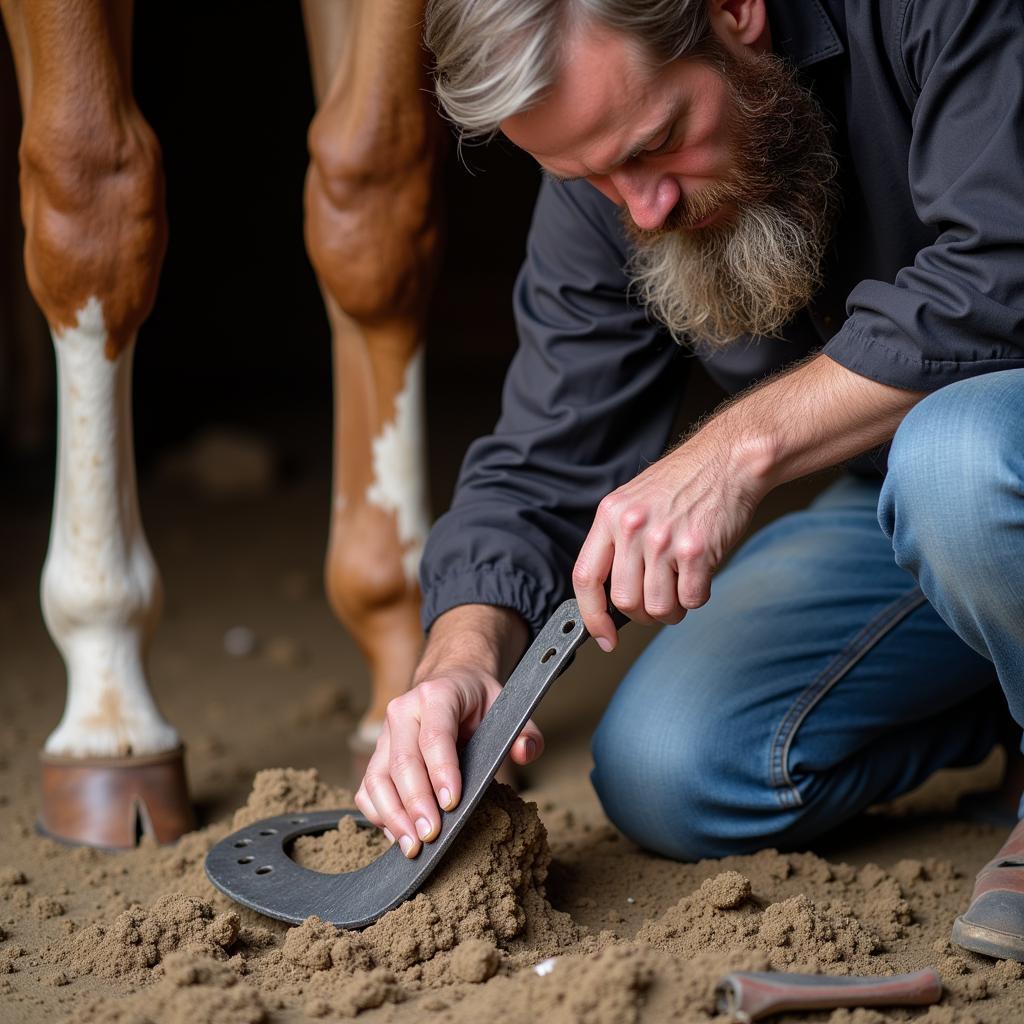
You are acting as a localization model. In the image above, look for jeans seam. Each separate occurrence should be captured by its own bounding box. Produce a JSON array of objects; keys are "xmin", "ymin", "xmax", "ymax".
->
[{"xmin": 768, "ymin": 586, "xmax": 928, "ymax": 809}]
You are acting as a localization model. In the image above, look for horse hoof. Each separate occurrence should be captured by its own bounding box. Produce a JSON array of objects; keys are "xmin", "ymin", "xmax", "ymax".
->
[{"xmin": 38, "ymin": 746, "xmax": 195, "ymax": 849}]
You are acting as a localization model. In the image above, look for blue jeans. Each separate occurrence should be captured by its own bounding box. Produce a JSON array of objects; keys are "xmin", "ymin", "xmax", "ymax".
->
[{"xmin": 591, "ymin": 369, "xmax": 1024, "ymax": 861}]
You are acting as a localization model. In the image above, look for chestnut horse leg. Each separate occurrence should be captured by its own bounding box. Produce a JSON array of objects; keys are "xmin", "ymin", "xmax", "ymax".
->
[
  {"xmin": 1, "ymin": 0, "xmax": 191, "ymax": 846},
  {"xmin": 302, "ymin": 0, "xmax": 445, "ymax": 752}
]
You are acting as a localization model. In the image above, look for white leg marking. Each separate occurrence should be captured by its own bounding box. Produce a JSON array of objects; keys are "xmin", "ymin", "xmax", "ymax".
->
[
  {"xmin": 41, "ymin": 298, "xmax": 179, "ymax": 757},
  {"xmin": 365, "ymin": 346, "xmax": 431, "ymax": 583}
]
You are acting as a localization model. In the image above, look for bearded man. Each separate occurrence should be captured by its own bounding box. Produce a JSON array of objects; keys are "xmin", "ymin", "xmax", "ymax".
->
[{"xmin": 354, "ymin": 0, "xmax": 1024, "ymax": 960}]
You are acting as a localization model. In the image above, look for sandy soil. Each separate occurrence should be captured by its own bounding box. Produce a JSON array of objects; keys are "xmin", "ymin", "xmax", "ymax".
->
[{"xmin": 3, "ymin": 472, "xmax": 1024, "ymax": 1023}]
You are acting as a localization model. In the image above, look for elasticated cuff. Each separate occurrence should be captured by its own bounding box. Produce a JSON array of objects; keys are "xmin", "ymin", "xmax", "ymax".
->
[{"xmin": 419, "ymin": 564, "xmax": 557, "ymax": 637}]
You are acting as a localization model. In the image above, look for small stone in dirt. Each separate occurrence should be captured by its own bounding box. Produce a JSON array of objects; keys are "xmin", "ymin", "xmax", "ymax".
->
[
  {"xmin": 534, "ymin": 956, "xmax": 558, "ymax": 976},
  {"xmin": 451, "ymin": 938, "xmax": 500, "ymax": 983}
]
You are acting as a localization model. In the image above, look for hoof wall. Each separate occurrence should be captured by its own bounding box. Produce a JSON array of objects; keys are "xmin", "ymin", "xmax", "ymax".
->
[{"xmin": 38, "ymin": 746, "xmax": 194, "ymax": 849}]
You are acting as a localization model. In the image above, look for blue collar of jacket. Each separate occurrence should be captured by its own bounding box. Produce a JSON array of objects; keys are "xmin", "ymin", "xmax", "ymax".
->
[{"xmin": 765, "ymin": 0, "xmax": 844, "ymax": 68}]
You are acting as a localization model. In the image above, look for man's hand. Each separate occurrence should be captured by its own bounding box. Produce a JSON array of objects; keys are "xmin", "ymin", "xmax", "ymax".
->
[
  {"xmin": 574, "ymin": 355, "xmax": 925, "ymax": 649},
  {"xmin": 574, "ymin": 427, "xmax": 774, "ymax": 647},
  {"xmin": 354, "ymin": 604, "xmax": 532, "ymax": 858}
]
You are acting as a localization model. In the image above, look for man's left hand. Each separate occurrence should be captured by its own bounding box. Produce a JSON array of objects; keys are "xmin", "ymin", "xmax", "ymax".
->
[{"xmin": 573, "ymin": 425, "xmax": 775, "ymax": 649}]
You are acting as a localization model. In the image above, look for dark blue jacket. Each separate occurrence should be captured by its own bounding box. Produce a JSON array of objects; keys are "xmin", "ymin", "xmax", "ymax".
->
[{"xmin": 421, "ymin": 0, "xmax": 1024, "ymax": 635}]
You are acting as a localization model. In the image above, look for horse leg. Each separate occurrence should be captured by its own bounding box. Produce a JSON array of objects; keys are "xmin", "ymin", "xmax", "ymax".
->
[
  {"xmin": 302, "ymin": 0, "xmax": 446, "ymax": 752},
  {"xmin": 1, "ymin": 0, "xmax": 191, "ymax": 846}
]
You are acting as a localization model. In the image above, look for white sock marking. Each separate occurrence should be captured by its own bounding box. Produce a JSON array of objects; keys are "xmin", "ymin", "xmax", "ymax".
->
[
  {"xmin": 365, "ymin": 346, "xmax": 431, "ymax": 583},
  {"xmin": 41, "ymin": 298, "xmax": 178, "ymax": 757}
]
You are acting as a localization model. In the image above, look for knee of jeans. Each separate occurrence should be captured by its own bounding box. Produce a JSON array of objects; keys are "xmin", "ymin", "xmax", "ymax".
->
[
  {"xmin": 590, "ymin": 696, "xmax": 776, "ymax": 862},
  {"xmin": 881, "ymin": 371, "xmax": 1024, "ymax": 566}
]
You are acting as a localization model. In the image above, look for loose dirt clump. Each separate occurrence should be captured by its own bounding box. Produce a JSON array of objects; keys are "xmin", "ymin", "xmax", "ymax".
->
[
  {"xmin": 54, "ymin": 893, "xmax": 241, "ymax": 982},
  {"xmin": 636, "ymin": 871, "xmax": 887, "ymax": 973},
  {"xmin": 450, "ymin": 937, "xmax": 500, "ymax": 983},
  {"xmin": 291, "ymin": 814, "xmax": 388, "ymax": 875},
  {"xmin": 231, "ymin": 767, "xmax": 356, "ymax": 829},
  {"xmin": 241, "ymin": 778, "xmax": 579, "ymax": 1011},
  {"xmin": 357, "ymin": 782, "xmax": 579, "ymax": 971},
  {"xmin": 67, "ymin": 953, "xmax": 269, "ymax": 1024}
]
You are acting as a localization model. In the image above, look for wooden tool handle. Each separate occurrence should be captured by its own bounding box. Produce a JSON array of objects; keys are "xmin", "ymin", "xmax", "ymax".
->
[{"xmin": 715, "ymin": 967, "xmax": 943, "ymax": 1023}]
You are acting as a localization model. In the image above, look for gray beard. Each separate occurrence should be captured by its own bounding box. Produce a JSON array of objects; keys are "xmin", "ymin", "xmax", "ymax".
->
[
  {"xmin": 624, "ymin": 46, "xmax": 839, "ymax": 349},
  {"xmin": 627, "ymin": 198, "xmax": 833, "ymax": 348}
]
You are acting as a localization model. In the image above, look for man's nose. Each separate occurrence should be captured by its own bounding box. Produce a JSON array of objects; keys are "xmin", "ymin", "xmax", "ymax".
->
[{"xmin": 607, "ymin": 167, "xmax": 682, "ymax": 231}]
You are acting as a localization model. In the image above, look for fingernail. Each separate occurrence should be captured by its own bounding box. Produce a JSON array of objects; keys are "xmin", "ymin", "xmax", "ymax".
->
[
  {"xmin": 439, "ymin": 787, "xmax": 452, "ymax": 810},
  {"xmin": 416, "ymin": 817, "xmax": 432, "ymax": 840},
  {"xmin": 382, "ymin": 828, "xmax": 395, "ymax": 844},
  {"xmin": 524, "ymin": 738, "xmax": 537, "ymax": 761},
  {"xmin": 596, "ymin": 637, "xmax": 613, "ymax": 653},
  {"xmin": 399, "ymin": 835, "xmax": 415, "ymax": 857}
]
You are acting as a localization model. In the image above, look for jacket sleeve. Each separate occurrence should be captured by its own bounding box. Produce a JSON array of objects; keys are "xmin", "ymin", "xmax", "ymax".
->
[
  {"xmin": 419, "ymin": 177, "xmax": 688, "ymax": 635},
  {"xmin": 823, "ymin": 0, "xmax": 1024, "ymax": 389}
]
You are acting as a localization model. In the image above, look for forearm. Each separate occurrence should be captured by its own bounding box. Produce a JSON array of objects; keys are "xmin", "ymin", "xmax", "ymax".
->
[
  {"xmin": 415, "ymin": 604, "xmax": 529, "ymax": 685},
  {"xmin": 693, "ymin": 354, "xmax": 926, "ymax": 495},
  {"xmin": 574, "ymin": 354, "xmax": 927, "ymax": 645}
]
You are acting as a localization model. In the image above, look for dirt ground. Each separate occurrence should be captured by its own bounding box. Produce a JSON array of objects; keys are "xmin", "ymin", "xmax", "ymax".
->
[{"xmin": 3, "ymin": 467, "xmax": 1024, "ymax": 1023}]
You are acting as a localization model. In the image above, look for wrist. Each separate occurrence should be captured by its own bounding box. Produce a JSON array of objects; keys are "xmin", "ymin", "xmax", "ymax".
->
[
  {"xmin": 416, "ymin": 604, "xmax": 528, "ymax": 684},
  {"xmin": 690, "ymin": 414, "xmax": 781, "ymax": 501}
]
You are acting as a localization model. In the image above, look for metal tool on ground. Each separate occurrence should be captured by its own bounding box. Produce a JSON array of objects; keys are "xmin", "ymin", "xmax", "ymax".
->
[
  {"xmin": 205, "ymin": 598, "xmax": 595, "ymax": 928},
  {"xmin": 714, "ymin": 967, "xmax": 943, "ymax": 1022}
]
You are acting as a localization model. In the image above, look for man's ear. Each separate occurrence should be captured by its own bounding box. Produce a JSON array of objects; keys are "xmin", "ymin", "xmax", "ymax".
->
[{"xmin": 707, "ymin": 0, "xmax": 770, "ymax": 57}]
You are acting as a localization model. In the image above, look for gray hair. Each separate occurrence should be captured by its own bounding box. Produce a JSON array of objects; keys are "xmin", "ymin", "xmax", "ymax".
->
[{"xmin": 424, "ymin": 0, "xmax": 711, "ymax": 138}]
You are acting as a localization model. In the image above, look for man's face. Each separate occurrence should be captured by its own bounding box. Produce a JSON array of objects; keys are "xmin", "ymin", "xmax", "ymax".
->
[
  {"xmin": 502, "ymin": 21, "xmax": 742, "ymax": 231},
  {"xmin": 501, "ymin": 18, "xmax": 838, "ymax": 347}
]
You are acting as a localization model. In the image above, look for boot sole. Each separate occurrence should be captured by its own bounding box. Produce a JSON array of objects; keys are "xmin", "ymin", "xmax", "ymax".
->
[{"xmin": 952, "ymin": 914, "xmax": 1024, "ymax": 962}]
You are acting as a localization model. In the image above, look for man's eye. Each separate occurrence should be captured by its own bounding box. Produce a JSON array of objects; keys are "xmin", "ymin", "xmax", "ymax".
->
[
  {"xmin": 646, "ymin": 125, "xmax": 678, "ymax": 156},
  {"xmin": 630, "ymin": 124, "xmax": 677, "ymax": 162}
]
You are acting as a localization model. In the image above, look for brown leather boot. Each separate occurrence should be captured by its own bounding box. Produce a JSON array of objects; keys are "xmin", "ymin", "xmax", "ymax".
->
[{"xmin": 952, "ymin": 817, "xmax": 1024, "ymax": 960}]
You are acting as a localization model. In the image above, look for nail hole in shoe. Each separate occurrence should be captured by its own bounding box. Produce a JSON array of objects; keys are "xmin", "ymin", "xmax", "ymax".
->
[
  {"xmin": 540, "ymin": 647, "xmax": 557, "ymax": 663},
  {"xmin": 238, "ymin": 856, "xmax": 254, "ymax": 864},
  {"xmin": 255, "ymin": 865, "xmax": 274, "ymax": 875},
  {"xmin": 561, "ymin": 620, "xmax": 576, "ymax": 634},
  {"xmin": 289, "ymin": 818, "xmax": 306, "ymax": 825},
  {"xmin": 234, "ymin": 839, "xmax": 252, "ymax": 848},
  {"xmin": 259, "ymin": 829, "xmax": 278, "ymax": 836}
]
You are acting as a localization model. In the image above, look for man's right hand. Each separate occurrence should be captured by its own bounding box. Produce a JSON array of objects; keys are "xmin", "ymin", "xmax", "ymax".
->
[{"xmin": 353, "ymin": 604, "xmax": 538, "ymax": 858}]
